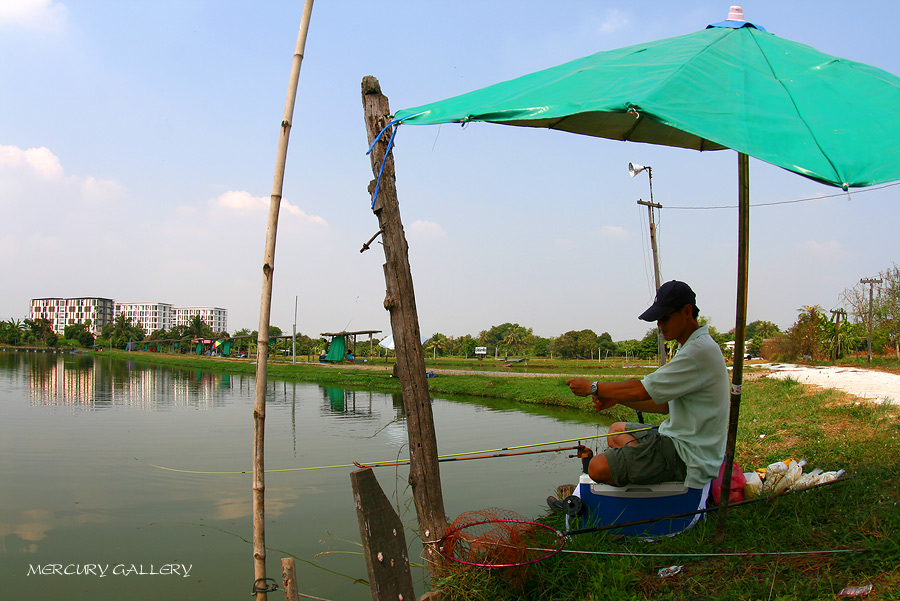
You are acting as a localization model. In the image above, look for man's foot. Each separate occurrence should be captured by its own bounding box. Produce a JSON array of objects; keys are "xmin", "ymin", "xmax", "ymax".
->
[{"xmin": 546, "ymin": 496, "xmax": 566, "ymax": 514}]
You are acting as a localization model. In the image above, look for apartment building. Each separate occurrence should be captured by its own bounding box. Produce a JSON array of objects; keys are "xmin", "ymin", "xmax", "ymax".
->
[
  {"xmin": 175, "ymin": 307, "xmax": 228, "ymax": 334},
  {"xmin": 30, "ymin": 297, "xmax": 115, "ymax": 336},
  {"xmin": 114, "ymin": 302, "xmax": 175, "ymax": 334}
]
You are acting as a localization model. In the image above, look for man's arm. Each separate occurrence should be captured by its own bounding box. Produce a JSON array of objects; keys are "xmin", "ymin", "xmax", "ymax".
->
[{"xmin": 566, "ymin": 377, "xmax": 669, "ymax": 414}]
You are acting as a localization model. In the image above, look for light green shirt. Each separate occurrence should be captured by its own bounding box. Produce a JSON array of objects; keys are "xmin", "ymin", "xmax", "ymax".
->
[{"xmin": 641, "ymin": 325, "xmax": 729, "ymax": 488}]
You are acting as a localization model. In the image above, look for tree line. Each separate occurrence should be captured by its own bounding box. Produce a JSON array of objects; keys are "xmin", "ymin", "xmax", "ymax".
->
[{"xmin": 3, "ymin": 263, "xmax": 898, "ymax": 361}]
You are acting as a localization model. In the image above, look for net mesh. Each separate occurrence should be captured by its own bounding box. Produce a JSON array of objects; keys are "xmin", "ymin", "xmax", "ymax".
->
[{"xmin": 438, "ymin": 507, "xmax": 564, "ymax": 568}]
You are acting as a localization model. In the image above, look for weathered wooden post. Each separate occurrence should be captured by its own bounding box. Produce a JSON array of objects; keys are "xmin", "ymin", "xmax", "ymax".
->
[
  {"xmin": 351, "ymin": 468, "xmax": 415, "ymax": 600},
  {"xmin": 280, "ymin": 558, "xmax": 300, "ymax": 601},
  {"xmin": 361, "ymin": 75, "xmax": 448, "ymax": 569}
]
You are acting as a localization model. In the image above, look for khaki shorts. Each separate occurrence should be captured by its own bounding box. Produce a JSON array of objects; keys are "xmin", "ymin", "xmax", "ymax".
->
[{"xmin": 604, "ymin": 423, "xmax": 687, "ymax": 486}]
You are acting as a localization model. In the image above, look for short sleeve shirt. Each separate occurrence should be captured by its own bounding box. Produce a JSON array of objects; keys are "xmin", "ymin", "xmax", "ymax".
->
[{"xmin": 640, "ymin": 325, "xmax": 729, "ymax": 488}]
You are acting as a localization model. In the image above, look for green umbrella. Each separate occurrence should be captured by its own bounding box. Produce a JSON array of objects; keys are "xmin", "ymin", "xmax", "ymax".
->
[
  {"xmin": 388, "ymin": 9, "xmax": 900, "ymax": 538},
  {"xmin": 394, "ymin": 15, "xmax": 900, "ymax": 189}
]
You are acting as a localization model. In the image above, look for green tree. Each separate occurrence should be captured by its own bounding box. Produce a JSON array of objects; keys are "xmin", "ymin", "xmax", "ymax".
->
[
  {"xmin": 64, "ymin": 322, "xmax": 95, "ymax": 348},
  {"xmin": 24, "ymin": 318, "xmax": 54, "ymax": 346},
  {"xmin": 425, "ymin": 332, "xmax": 450, "ymax": 357},
  {"xmin": 782, "ymin": 305, "xmax": 828, "ymax": 361}
]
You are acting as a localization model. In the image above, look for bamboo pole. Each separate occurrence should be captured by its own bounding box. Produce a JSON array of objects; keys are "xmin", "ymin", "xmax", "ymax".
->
[
  {"xmin": 252, "ymin": 3, "xmax": 314, "ymax": 599},
  {"xmin": 716, "ymin": 151, "xmax": 750, "ymax": 543}
]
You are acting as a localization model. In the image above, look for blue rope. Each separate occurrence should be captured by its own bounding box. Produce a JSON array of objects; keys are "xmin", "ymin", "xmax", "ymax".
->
[
  {"xmin": 366, "ymin": 112, "xmax": 425, "ymax": 209},
  {"xmin": 369, "ymin": 121, "xmax": 400, "ymax": 209}
]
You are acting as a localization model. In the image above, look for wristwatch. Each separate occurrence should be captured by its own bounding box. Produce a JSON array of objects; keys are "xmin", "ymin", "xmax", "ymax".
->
[{"xmin": 590, "ymin": 381, "xmax": 598, "ymax": 396}]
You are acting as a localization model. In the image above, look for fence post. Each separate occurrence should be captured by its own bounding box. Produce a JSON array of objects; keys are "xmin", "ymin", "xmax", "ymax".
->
[
  {"xmin": 280, "ymin": 558, "xmax": 299, "ymax": 601},
  {"xmin": 351, "ymin": 468, "xmax": 415, "ymax": 601}
]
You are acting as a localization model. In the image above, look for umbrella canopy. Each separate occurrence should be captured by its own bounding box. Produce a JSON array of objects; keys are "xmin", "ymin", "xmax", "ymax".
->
[{"xmin": 394, "ymin": 19, "xmax": 900, "ymax": 190}]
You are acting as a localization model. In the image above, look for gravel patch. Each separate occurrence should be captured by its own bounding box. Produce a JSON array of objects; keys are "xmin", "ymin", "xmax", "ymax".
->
[{"xmin": 751, "ymin": 363, "xmax": 900, "ymax": 405}]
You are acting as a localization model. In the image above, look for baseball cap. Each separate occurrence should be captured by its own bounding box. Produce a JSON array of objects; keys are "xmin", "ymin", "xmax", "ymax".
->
[{"xmin": 639, "ymin": 280, "xmax": 697, "ymax": 322}]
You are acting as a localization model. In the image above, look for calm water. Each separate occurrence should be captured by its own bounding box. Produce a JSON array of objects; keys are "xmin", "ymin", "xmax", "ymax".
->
[{"xmin": 0, "ymin": 350, "xmax": 609, "ymax": 600}]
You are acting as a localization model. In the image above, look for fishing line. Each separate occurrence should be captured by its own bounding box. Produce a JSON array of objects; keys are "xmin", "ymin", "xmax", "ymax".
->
[{"xmin": 138, "ymin": 428, "xmax": 652, "ymax": 475}]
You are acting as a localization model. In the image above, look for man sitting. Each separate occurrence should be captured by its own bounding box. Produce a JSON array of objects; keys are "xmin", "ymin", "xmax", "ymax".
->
[{"xmin": 566, "ymin": 280, "xmax": 729, "ymax": 490}]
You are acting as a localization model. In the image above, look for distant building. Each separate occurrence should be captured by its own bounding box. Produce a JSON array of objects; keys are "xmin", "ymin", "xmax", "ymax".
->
[
  {"xmin": 114, "ymin": 302, "xmax": 175, "ymax": 334},
  {"xmin": 30, "ymin": 297, "xmax": 228, "ymax": 338},
  {"xmin": 30, "ymin": 297, "xmax": 115, "ymax": 336},
  {"xmin": 174, "ymin": 306, "xmax": 228, "ymax": 334}
]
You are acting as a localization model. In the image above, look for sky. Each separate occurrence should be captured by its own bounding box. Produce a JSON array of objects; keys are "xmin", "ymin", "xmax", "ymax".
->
[{"xmin": 1, "ymin": 0, "xmax": 898, "ymax": 343}]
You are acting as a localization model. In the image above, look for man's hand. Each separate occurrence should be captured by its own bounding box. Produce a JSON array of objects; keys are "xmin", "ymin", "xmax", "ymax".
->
[
  {"xmin": 566, "ymin": 377, "xmax": 592, "ymax": 397},
  {"xmin": 592, "ymin": 396, "xmax": 618, "ymax": 412}
]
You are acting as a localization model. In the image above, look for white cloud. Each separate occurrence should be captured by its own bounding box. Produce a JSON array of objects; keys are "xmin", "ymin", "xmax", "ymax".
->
[
  {"xmin": 600, "ymin": 225, "xmax": 629, "ymax": 239},
  {"xmin": 81, "ymin": 176, "xmax": 125, "ymax": 203},
  {"xmin": 798, "ymin": 239, "xmax": 841, "ymax": 260},
  {"xmin": 408, "ymin": 220, "xmax": 447, "ymax": 241},
  {"xmin": 212, "ymin": 190, "xmax": 326, "ymax": 226},
  {"xmin": 0, "ymin": 0, "xmax": 67, "ymax": 32},
  {"xmin": 598, "ymin": 9, "xmax": 629, "ymax": 34},
  {"xmin": 0, "ymin": 145, "xmax": 63, "ymax": 179}
]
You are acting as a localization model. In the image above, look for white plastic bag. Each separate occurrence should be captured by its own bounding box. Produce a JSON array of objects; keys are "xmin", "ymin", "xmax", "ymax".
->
[{"xmin": 743, "ymin": 471, "xmax": 762, "ymax": 499}]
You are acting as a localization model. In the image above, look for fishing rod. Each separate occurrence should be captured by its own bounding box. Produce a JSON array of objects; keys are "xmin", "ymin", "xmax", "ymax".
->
[
  {"xmin": 138, "ymin": 428, "xmax": 653, "ymax": 475},
  {"xmin": 354, "ymin": 445, "xmax": 581, "ymax": 468}
]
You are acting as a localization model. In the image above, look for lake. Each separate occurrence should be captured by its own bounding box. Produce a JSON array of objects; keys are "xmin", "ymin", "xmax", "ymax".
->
[{"xmin": 0, "ymin": 350, "xmax": 610, "ymax": 600}]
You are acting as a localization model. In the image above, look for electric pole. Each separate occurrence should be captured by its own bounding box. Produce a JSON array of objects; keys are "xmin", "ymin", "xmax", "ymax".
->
[
  {"xmin": 630, "ymin": 162, "xmax": 666, "ymax": 367},
  {"xmin": 860, "ymin": 277, "xmax": 882, "ymax": 363}
]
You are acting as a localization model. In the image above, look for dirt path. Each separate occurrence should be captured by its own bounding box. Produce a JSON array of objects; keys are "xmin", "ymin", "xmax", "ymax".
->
[{"xmin": 752, "ymin": 363, "xmax": 900, "ymax": 405}]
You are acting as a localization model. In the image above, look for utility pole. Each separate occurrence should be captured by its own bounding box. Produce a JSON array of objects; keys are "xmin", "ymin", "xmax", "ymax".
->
[
  {"xmin": 292, "ymin": 295, "xmax": 297, "ymax": 365},
  {"xmin": 638, "ymin": 197, "xmax": 665, "ymax": 365},
  {"xmin": 860, "ymin": 277, "xmax": 883, "ymax": 363},
  {"xmin": 630, "ymin": 162, "xmax": 666, "ymax": 367}
]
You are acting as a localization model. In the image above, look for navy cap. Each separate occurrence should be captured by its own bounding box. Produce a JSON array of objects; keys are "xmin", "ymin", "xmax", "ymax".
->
[{"xmin": 639, "ymin": 280, "xmax": 697, "ymax": 322}]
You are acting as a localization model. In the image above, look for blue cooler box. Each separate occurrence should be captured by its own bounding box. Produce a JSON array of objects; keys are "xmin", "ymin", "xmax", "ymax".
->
[{"xmin": 567, "ymin": 474, "xmax": 711, "ymax": 537}]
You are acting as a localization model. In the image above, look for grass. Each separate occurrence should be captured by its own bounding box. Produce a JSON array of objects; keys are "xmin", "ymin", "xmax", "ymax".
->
[
  {"xmin": 434, "ymin": 378, "xmax": 900, "ymax": 601},
  {"xmin": 94, "ymin": 350, "xmax": 900, "ymax": 600}
]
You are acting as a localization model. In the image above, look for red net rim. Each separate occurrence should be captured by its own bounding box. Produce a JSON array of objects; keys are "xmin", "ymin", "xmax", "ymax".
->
[{"xmin": 434, "ymin": 519, "xmax": 566, "ymax": 568}]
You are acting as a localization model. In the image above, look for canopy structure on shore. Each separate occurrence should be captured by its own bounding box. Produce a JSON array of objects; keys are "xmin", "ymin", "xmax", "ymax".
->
[
  {"xmin": 320, "ymin": 329, "xmax": 383, "ymax": 361},
  {"xmin": 386, "ymin": 6, "xmax": 900, "ymax": 538}
]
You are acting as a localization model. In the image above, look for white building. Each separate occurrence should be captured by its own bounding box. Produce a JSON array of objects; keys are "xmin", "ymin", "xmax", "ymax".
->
[
  {"xmin": 30, "ymin": 297, "xmax": 116, "ymax": 336},
  {"xmin": 114, "ymin": 302, "xmax": 175, "ymax": 335},
  {"xmin": 175, "ymin": 307, "xmax": 228, "ymax": 334}
]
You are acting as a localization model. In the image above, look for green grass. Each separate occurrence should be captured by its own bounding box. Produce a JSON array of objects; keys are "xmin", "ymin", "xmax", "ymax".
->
[
  {"xmin": 434, "ymin": 377, "xmax": 900, "ymax": 601},
  {"xmin": 95, "ymin": 350, "xmax": 900, "ymax": 600}
]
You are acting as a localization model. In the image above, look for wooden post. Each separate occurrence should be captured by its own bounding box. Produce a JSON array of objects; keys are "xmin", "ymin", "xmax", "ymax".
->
[
  {"xmin": 361, "ymin": 76, "xmax": 448, "ymax": 569},
  {"xmin": 280, "ymin": 558, "xmax": 299, "ymax": 601},
  {"xmin": 252, "ymin": 3, "xmax": 314, "ymax": 599},
  {"xmin": 716, "ymin": 152, "xmax": 750, "ymax": 543},
  {"xmin": 351, "ymin": 468, "xmax": 415, "ymax": 601}
]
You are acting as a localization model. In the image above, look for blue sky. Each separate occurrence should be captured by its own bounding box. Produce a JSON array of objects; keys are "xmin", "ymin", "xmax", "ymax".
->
[{"xmin": 2, "ymin": 0, "xmax": 898, "ymax": 342}]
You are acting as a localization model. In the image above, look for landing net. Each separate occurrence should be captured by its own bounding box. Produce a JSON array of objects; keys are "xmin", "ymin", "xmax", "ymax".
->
[{"xmin": 435, "ymin": 508, "xmax": 565, "ymax": 568}]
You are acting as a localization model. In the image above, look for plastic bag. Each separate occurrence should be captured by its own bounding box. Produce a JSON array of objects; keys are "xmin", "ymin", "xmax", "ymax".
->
[
  {"xmin": 791, "ymin": 469, "xmax": 846, "ymax": 491},
  {"xmin": 743, "ymin": 471, "xmax": 762, "ymax": 499},
  {"xmin": 773, "ymin": 459, "xmax": 803, "ymax": 494},
  {"xmin": 712, "ymin": 461, "xmax": 746, "ymax": 505}
]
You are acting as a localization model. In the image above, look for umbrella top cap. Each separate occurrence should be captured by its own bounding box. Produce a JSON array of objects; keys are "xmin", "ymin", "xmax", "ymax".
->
[{"xmin": 707, "ymin": 4, "xmax": 767, "ymax": 31}]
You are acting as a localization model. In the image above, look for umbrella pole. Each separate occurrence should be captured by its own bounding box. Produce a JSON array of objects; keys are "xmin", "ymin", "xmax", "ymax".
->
[
  {"xmin": 716, "ymin": 152, "xmax": 750, "ymax": 543},
  {"xmin": 252, "ymin": 3, "xmax": 314, "ymax": 599}
]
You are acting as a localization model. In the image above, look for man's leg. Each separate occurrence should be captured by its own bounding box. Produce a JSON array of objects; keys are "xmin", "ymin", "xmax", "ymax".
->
[
  {"xmin": 587, "ymin": 453, "xmax": 615, "ymax": 484},
  {"xmin": 606, "ymin": 421, "xmax": 640, "ymax": 448}
]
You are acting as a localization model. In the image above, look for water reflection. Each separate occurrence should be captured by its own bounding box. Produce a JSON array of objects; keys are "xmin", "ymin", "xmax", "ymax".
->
[{"xmin": 1, "ymin": 349, "xmax": 605, "ymax": 601}]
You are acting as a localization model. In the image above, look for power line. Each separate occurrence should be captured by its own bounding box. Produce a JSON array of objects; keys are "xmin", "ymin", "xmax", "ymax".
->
[{"xmin": 667, "ymin": 181, "xmax": 900, "ymax": 210}]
